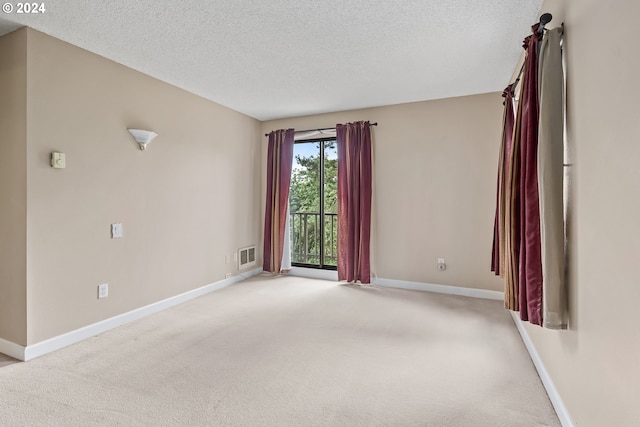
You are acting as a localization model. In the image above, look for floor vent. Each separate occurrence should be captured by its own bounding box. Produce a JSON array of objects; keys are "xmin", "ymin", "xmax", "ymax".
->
[{"xmin": 239, "ymin": 245, "xmax": 256, "ymax": 269}]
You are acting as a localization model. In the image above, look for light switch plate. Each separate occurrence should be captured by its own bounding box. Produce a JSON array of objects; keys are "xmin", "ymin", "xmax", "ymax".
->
[{"xmin": 111, "ymin": 223, "xmax": 123, "ymax": 239}]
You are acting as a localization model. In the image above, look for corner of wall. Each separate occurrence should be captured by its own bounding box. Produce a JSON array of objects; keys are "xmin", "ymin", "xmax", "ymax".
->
[{"xmin": 0, "ymin": 27, "xmax": 28, "ymax": 347}]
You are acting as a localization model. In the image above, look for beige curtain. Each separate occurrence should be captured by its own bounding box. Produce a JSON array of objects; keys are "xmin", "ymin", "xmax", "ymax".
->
[
  {"xmin": 538, "ymin": 27, "xmax": 567, "ymax": 329},
  {"xmin": 492, "ymin": 86, "xmax": 516, "ymax": 279},
  {"xmin": 503, "ymin": 94, "xmax": 523, "ymax": 311}
]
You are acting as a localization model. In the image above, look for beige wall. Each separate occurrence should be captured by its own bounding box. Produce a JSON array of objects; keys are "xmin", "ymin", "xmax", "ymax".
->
[
  {"xmin": 0, "ymin": 28, "xmax": 27, "ymax": 345},
  {"xmin": 520, "ymin": 1, "xmax": 640, "ymax": 425},
  {"xmin": 262, "ymin": 93, "xmax": 504, "ymax": 291},
  {"xmin": 6, "ymin": 28, "xmax": 262, "ymax": 345}
]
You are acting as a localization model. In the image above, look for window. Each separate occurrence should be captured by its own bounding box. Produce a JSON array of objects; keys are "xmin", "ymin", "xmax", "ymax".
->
[{"xmin": 289, "ymin": 138, "xmax": 337, "ymax": 269}]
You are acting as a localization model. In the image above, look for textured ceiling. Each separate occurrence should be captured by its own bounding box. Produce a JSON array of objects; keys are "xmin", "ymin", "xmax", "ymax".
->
[{"xmin": 0, "ymin": 0, "xmax": 543, "ymax": 120}]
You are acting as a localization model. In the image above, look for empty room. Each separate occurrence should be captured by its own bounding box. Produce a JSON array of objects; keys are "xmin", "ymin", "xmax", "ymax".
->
[{"xmin": 0, "ymin": 1, "xmax": 638, "ymax": 426}]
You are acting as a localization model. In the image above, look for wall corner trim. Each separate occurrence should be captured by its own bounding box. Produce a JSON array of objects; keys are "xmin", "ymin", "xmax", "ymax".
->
[
  {"xmin": 9, "ymin": 268, "xmax": 264, "ymax": 362},
  {"xmin": 510, "ymin": 312, "xmax": 575, "ymax": 427},
  {"xmin": 373, "ymin": 276, "xmax": 504, "ymax": 300}
]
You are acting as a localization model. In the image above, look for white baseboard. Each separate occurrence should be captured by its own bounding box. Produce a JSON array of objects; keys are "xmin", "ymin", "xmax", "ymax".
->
[
  {"xmin": 0, "ymin": 337, "xmax": 26, "ymax": 361},
  {"xmin": 289, "ymin": 266, "xmax": 339, "ymax": 281},
  {"xmin": 373, "ymin": 276, "xmax": 504, "ymax": 301},
  {"xmin": 1, "ymin": 268, "xmax": 263, "ymax": 362},
  {"xmin": 288, "ymin": 269, "xmax": 503, "ymax": 301},
  {"xmin": 510, "ymin": 312, "xmax": 574, "ymax": 427}
]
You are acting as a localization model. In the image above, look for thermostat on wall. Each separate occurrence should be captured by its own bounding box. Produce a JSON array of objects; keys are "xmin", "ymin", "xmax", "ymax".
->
[{"xmin": 51, "ymin": 152, "xmax": 65, "ymax": 169}]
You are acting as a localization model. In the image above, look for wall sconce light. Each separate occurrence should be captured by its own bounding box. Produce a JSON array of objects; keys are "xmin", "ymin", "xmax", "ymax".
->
[{"xmin": 128, "ymin": 129, "xmax": 158, "ymax": 151}]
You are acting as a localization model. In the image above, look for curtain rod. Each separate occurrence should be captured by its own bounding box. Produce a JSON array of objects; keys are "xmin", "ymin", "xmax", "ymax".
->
[
  {"xmin": 510, "ymin": 13, "xmax": 553, "ymax": 95},
  {"xmin": 264, "ymin": 122, "xmax": 378, "ymax": 137}
]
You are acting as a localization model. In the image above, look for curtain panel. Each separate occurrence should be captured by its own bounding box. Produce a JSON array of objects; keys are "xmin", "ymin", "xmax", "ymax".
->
[
  {"xmin": 492, "ymin": 84, "xmax": 516, "ymax": 279},
  {"xmin": 538, "ymin": 27, "xmax": 567, "ymax": 329},
  {"xmin": 517, "ymin": 24, "xmax": 543, "ymax": 326},
  {"xmin": 493, "ymin": 22, "xmax": 566, "ymax": 328},
  {"xmin": 336, "ymin": 121, "xmax": 373, "ymax": 284},
  {"xmin": 263, "ymin": 129, "xmax": 295, "ymax": 273},
  {"xmin": 504, "ymin": 83, "xmax": 524, "ymax": 313}
]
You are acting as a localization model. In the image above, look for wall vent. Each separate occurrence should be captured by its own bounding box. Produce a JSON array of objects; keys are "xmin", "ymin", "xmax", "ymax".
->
[{"xmin": 238, "ymin": 245, "xmax": 256, "ymax": 269}]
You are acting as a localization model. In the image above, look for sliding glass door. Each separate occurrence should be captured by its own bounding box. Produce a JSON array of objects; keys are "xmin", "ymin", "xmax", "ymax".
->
[{"xmin": 289, "ymin": 138, "xmax": 337, "ymax": 269}]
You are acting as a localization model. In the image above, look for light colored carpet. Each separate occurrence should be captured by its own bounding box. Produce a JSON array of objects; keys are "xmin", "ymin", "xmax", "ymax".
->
[
  {"xmin": 0, "ymin": 274, "xmax": 560, "ymax": 426},
  {"xmin": 0, "ymin": 353, "xmax": 19, "ymax": 368}
]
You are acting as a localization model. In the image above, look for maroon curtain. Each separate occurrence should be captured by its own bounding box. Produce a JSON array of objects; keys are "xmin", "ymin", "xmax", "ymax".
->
[
  {"xmin": 336, "ymin": 121, "xmax": 372, "ymax": 284},
  {"xmin": 517, "ymin": 25, "xmax": 543, "ymax": 325},
  {"xmin": 491, "ymin": 85, "xmax": 516, "ymax": 276},
  {"xmin": 263, "ymin": 129, "xmax": 295, "ymax": 273}
]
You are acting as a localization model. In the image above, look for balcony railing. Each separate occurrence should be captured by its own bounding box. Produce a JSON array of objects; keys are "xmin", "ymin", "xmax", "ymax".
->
[{"xmin": 290, "ymin": 212, "xmax": 337, "ymax": 266}]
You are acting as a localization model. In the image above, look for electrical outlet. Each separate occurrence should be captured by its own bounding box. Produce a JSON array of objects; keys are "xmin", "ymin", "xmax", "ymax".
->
[
  {"xmin": 98, "ymin": 283, "xmax": 109, "ymax": 299},
  {"xmin": 225, "ymin": 273, "xmax": 232, "ymax": 279},
  {"xmin": 438, "ymin": 258, "xmax": 446, "ymax": 271},
  {"xmin": 225, "ymin": 255, "xmax": 230, "ymax": 264}
]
